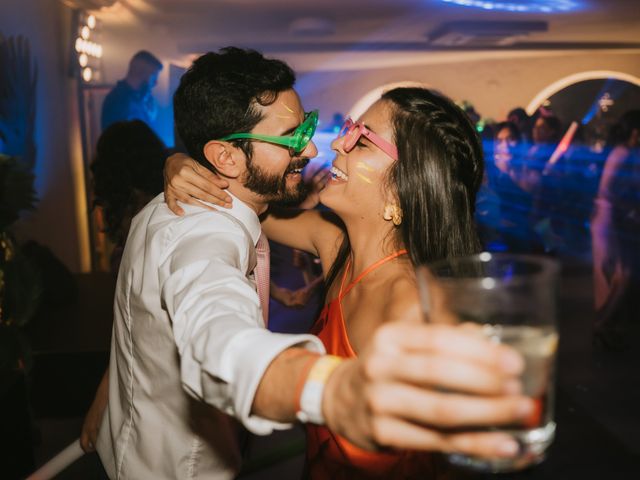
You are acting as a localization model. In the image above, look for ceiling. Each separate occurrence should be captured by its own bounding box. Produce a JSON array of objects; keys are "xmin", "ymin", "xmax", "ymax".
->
[{"xmin": 93, "ymin": 0, "xmax": 640, "ymax": 54}]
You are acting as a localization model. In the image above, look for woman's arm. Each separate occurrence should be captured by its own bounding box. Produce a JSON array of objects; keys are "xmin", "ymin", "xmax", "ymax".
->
[
  {"xmin": 164, "ymin": 153, "xmax": 233, "ymax": 215},
  {"xmin": 262, "ymin": 207, "xmax": 344, "ymax": 272},
  {"xmin": 165, "ymin": 152, "xmax": 346, "ymax": 270}
]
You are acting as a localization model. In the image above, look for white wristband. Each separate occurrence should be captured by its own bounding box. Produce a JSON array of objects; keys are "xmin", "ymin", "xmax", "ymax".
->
[{"xmin": 295, "ymin": 355, "xmax": 343, "ymax": 425}]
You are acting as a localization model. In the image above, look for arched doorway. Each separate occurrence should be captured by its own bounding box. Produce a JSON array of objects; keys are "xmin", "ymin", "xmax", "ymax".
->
[{"xmin": 526, "ymin": 71, "xmax": 640, "ymax": 151}]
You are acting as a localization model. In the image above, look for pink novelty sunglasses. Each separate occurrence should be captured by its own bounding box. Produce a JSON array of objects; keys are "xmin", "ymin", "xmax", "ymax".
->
[{"xmin": 338, "ymin": 117, "xmax": 398, "ymax": 161}]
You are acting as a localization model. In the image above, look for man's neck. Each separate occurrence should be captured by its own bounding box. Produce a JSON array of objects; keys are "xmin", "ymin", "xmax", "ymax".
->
[
  {"xmin": 226, "ymin": 182, "xmax": 269, "ymax": 216},
  {"xmin": 124, "ymin": 76, "xmax": 143, "ymax": 91}
]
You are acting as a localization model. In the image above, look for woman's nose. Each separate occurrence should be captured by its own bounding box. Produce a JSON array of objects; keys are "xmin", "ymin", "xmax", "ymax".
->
[{"xmin": 331, "ymin": 135, "xmax": 346, "ymax": 154}]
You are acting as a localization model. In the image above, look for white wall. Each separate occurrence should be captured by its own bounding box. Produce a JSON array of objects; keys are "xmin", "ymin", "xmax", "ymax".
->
[
  {"xmin": 280, "ymin": 49, "xmax": 640, "ymax": 124},
  {"xmin": 1, "ymin": 0, "xmax": 88, "ymax": 272}
]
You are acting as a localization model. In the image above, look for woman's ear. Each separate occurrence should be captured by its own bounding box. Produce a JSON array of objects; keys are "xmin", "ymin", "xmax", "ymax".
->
[
  {"xmin": 203, "ymin": 141, "xmax": 243, "ymax": 178},
  {"xmin": 382, "ymin": 187, "xmax": 403, "ymax": 226}
]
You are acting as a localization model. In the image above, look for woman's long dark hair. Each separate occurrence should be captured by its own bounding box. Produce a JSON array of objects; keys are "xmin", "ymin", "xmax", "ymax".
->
[
  {"xmin": 91, "ymin": 120, "xmax": 167, "ymax": 245},
  {"xmin": 325, "ymin": 87, "xmax": 484, "ymax": 289}
]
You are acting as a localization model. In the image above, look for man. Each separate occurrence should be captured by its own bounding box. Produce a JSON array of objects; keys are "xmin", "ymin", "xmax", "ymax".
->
[
  {"xmin": 101, "ymin": 50, "xmax": 163, "ymax": 131},
  {"xmin": 97, "ymin": 48, "xmax": 533, "ymax": 479}
]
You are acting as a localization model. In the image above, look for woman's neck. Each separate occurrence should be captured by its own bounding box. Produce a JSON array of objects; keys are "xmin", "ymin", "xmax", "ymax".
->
[{"xmin": 342, "ymin": 217, "xmax": 403, "ymax": 282}]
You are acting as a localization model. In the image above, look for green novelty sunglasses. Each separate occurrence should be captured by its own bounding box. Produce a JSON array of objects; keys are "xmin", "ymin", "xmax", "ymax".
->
[{"xmin": 218, "ymin": 110, "xmax": 318, "ymax": 154}]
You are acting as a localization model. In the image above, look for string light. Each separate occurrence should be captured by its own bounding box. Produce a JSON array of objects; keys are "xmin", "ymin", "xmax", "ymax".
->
[
  {"xmin": 75, "ymin": 38, "xmax": 102, "ymax": 58},
  {"xmin": 76, "ymin": 12, "xmax": 102, "ymax": 83}
]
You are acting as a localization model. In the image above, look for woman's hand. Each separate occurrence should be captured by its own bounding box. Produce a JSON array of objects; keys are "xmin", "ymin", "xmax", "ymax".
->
[
  {"xmin": 323, "ymin": 322, "xmax": 533, "ymax": 458},
  {"xmin": 164, "ymin": 153, "xmax": 233, "ymax": 215},
  {"xmin": 80, "ymin": 369, "xmax": 109, "ymax": 453}
]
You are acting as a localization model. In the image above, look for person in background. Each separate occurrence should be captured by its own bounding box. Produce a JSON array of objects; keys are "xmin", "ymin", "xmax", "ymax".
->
[
  {"xmin": 488, "ymin": 121, "xmax": 539, "ymax": 252},
  {"xmin": 507, "ymin": 107, "xmax": 532, "ymax": 143},
  {"xmin": 591, "ymin": 110, "xmax": 640, "ymax": 349},
  {"xmin": 524, "ymin": 112, "xmax": 563, "ymax": 193},
  {"xmin": 80, "ymin": 120, "xmax": 166, "ymax": 452},
  {"xmin": 91, "ymin": 120, "xmax": 167, "ymax": 271},
  {"xmin": 101, "ymin": 50, "xmax": 163, "ymax": 132},
  {"xmin": 268, "ymin": 161, "xmax": 329, "ymax": 333}
]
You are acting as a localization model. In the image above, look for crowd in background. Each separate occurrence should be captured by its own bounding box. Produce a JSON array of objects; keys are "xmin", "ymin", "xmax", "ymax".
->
[{"xmin": 469, "ymin": 106, "xmax": 640, "ymax": 349}]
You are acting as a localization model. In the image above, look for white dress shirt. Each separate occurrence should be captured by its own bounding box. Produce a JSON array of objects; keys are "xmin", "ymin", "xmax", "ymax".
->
[{"xmin": 97, "ymin": 193, "xmax": 324, "ymax": 480}]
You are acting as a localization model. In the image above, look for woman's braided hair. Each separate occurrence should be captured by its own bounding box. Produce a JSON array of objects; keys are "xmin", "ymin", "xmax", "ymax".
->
[
  {"xmin": 325, "ymin": 87, "xmax": 484, "ymax": 290},
  {"xmin": 383, "ymin": 87, "xmax": 484, "ymax": 266}
]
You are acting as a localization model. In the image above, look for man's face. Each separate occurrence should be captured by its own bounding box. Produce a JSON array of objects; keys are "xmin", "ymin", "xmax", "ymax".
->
[
  {"xmin": 140, "ymin": 64, "xmax": 161, "ymax": 94},
  {"xmin": 532, "ymin": 117, "xmax": 553, "ymax": 144},
  {"xmin": 241, "ymin": 89, "xmax": 318, "ymax": 204}
]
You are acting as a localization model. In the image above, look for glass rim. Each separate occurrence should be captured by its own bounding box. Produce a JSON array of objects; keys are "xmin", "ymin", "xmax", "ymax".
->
[{"xmin": 423, "ymin": 252, "xmax": 560, "ymax": 288}]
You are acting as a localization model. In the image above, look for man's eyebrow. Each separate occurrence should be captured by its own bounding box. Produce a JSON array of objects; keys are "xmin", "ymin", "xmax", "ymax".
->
[{"xmin": 279, "ymin": 123, "xmax": 298, "ymax": 136}]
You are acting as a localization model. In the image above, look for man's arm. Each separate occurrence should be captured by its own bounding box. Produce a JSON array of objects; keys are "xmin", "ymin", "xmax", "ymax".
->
[{"xmin": 159, "ymin": 212, "xmax": 325, "ymax": 434}]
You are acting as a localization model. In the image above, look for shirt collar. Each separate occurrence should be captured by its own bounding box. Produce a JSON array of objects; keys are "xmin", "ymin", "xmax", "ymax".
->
[{"xmin": 202, "ymin": 192, "xmax": 262, "ymax": 246}]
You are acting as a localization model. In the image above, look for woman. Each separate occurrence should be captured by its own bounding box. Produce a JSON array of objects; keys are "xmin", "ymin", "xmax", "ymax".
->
[
  {"xmin": 165, "ymin": 87, "xmax": 484, "ymax": 478},
  {"xmin": 488, "ymin": 121, "xmax": 539, "ymax": 252},
  {"xmin": 91, "ymin": 120, "xmax": 167, "ymax": 271},
  {"xmin": 591, "ymin": 110, "xmax": 640, "ymax": 349}
]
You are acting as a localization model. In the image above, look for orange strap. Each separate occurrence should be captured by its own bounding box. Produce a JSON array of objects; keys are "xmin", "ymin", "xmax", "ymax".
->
[{"xmin": 339, "ymin": 249, "xmax": 408, "ymax": 299}]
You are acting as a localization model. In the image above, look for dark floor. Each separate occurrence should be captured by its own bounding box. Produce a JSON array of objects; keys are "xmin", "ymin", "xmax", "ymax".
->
[{"xmin": 6, "ymin": 259, "xmax": 640, "ymax": 479}]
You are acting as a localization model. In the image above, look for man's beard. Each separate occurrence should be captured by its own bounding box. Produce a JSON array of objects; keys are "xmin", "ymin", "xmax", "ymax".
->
[{"xmin": 244, "ymin": 156, "xmax": 310, "ymax": 206}]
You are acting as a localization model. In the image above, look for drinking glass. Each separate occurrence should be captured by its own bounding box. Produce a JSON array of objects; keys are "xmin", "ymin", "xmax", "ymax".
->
[{"xmin": 417, "ymin": 252, "xmax": 559, "ymax": 472}]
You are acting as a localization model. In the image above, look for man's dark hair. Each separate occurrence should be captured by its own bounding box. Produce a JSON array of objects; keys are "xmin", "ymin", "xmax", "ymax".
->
[
  {"xmin": 131, "ymin": 50, "xmax": 163, "ymax": 70},
  {"xmin": 173, "ymin": 47, "xmax": 296, "ymax": 171},
  {"xmin": 494, "ymin": 121, "xmax": 521, "ymax": 142}
]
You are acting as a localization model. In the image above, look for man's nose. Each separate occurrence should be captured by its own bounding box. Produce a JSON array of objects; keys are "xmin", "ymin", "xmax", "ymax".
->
[{"xmin": 302, "ymin": 139, "xmax": 318, "ymax": 158}]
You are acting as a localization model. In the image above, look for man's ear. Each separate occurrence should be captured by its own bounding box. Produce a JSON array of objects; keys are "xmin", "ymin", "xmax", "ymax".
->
[{"xmin": 203, "ymin": 140, "xmax": 244, "ymax": 178}]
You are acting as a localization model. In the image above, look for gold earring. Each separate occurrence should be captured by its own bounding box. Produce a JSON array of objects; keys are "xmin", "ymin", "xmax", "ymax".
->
[{"xmin": 383, "ymin": 204, "xmax": 402, "ymax": 226}]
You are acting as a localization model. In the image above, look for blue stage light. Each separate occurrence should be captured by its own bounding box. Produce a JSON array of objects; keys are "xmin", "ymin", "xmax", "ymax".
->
[{"xmin": 440, "ymin": 0, "xmax": 582, "ymax": 13}]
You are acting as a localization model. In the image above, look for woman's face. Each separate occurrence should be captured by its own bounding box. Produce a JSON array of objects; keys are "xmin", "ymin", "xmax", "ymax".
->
[
  {"xmin": 319, "ymin": 99, "xmax": 397, "ymax": 223},
  {"xmin": 532, "ymin": 117, "xmax": 555, "ymax": 144},
  {"xmin": 494, "ymin": 127, "xmax": 518, "ymax": 164}
]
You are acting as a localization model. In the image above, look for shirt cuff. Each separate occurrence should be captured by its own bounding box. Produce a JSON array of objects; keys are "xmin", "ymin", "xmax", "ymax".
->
[{"xmin": 208, "ymin": 329, "xmax": 325, "ymax": 435}]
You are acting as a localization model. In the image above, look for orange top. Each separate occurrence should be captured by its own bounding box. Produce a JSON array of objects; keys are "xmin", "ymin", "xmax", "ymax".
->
[{"xmin": 306, "ymin": 251, "xmax": 438, "ymax": 479}]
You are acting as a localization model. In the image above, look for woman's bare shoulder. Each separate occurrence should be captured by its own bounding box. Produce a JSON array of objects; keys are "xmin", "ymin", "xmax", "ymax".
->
[{"xmin": 381, "ymin": 270, "xmax": 423, "ymax": 325}]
